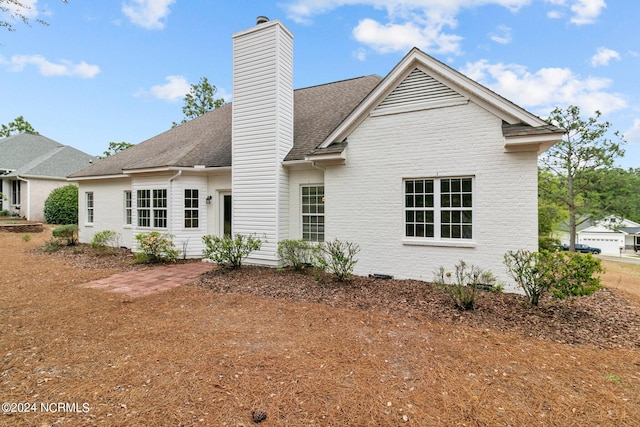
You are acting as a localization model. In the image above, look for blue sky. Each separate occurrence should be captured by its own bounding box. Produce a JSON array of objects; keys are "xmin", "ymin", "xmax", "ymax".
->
[{"xmin": 1, "ymin": 0, "xmax": 638, "ymax": 167}]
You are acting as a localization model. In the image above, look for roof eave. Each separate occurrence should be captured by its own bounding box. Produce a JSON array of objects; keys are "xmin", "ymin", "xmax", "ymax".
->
[{"xmin": 504, "ymin": 133, "xmax": 565, "ymax": 154}]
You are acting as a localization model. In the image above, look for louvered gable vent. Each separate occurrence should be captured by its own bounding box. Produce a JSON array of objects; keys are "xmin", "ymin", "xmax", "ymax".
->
[{"xmin": 374, "ymin": 68, "xmax": 466, "ymax": 114}]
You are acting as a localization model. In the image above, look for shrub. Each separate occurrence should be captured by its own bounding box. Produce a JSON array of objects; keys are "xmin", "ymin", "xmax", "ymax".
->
[
  {"xmin": 135, "ymin": 232, "xmax": 179, "ymax": 263},
  {"xmin": 90, "ymin": 230, "xmax": 121, "ymax": 253},
  {"xmin": 434, "ymin": 260, "xmax": 496, "ymax": 310},
  {"xmin": 0, "ymin": 209, "xmax": 9, "ymax": 216},
  {"xmin": 52, "ymin": 224, "xmax": 78, "ymax": 246},
  {"xmin": 41, "ymin": 238, "xmax": 61, "ymax": 252},
  {"xmin": 539, "ymin": 235, "xmax": 561, "ymax": 252},
  {"xmin": 44, "ymin": 184, "xmax": 78, "ymax": 224},
  {"xmin": 551, "ymin": 251, "xmax": 603, "ymax": 299},
  {"xmin": 504, "ymin": 249, "xmax": 551, "ymax": 306},
  {"xmin": 504, "ymin": 249, "xmax": 604, "ymax": 305},
  {"xmin": 313, "ymin": 238, "xmax": 360, "ymax": 282},
  {"xmin": 277, "ymin": 239, "xmax": 314, "ymax": 271},
  {"xmin": 202, "ymin": 234, "xmax": 262, "ymax": 269}
]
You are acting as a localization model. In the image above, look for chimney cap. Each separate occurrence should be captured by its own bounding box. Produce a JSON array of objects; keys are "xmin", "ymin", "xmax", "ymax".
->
[{"xmin": 256, "ymin": 16, "xmax": 269, "ymax": 25}]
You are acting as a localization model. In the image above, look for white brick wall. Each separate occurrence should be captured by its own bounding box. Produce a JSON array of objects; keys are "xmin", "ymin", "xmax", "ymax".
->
[{"xmin": 324, "ymin": 101, "xmax": 538, "ymax": 291}]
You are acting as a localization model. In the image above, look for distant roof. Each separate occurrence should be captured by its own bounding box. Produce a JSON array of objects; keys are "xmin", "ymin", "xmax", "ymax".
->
[
  {"xmin": 0, "ymin": 133, "xmax": 95, "ymax": 178},
  {"xmin": 69, "ymin": 75, "xmax": 383, "ymax": 178}
]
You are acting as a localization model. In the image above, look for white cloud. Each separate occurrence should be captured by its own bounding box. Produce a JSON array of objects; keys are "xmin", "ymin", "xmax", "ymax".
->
[
  {"xmin": 122, "ymin": 0, "xmax": 175, "ymax": 30},
  {"xmin": 489, "ymin": 25, "xmax": 512, "ymax": 44},
  {"xmin": 353, "ymin": 18, "xmax": 463, "ymax": 54},
  {"xmin": 625, "ymin": 119, "xmax": 640, "ymax": 145},
  {"xmin": 283, "ymin": 0, "xmax": 531, "ymax": 55},
  {"xmin": 544, "ymin": 0, "xmax": 606, "ymax": 25},
  {"xmin": 7, "ymin": 54, "xmax": 100, "ymax": 78},
  {"xmin": 146, "ymin": 75, "xmax": 191, "ymax": 101},
  {"xmin": 461, "ymin": 59, "xmax": 627, "ymax": 116},
  {"xmin": 570, "ymin": 0, "xmax": 606, "ymax": 25},
  {"xmin": 590, "ymin": 47, "xmax": 620, "ymax": 67}
]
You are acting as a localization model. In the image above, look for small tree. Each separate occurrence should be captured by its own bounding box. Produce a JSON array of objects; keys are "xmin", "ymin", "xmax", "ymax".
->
[
  {"xmin": 540, "ymin": 106, "xmax": 625, "ymax": 251},
  {"xmin": 172, "ymin": 77, "xmax": 225, "ymax": 127},
  {"xmin": 44, "ymin": 184, "xmax": 78, "ymax": 224}
]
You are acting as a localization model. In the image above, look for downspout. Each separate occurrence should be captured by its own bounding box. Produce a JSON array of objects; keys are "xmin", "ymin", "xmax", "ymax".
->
[
  {"xmin": 168, "ymin": 170, "xmax": 182, "ymax": 235},
  {"xmin": 16, "ymin": 176, "xmax": 29, "ymax": 220}
]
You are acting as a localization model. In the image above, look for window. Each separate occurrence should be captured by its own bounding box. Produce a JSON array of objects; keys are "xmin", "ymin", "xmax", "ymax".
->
[
  {"xmin": 405, "ymin": 177, "xmax": 472, "ymax": 240},
  {"xmin": 153, "ymin": 189, "xmax": 167, "ymax": 228},
  {"xmin": 11, "ymin": 180, "xmax": 20, "ymax": 205},
  {"xmin": 124, "ymin": 191, "xmax": 132, "ymax": 225},
  {"xmin": 137, "ymin": 189, "xmax": 168, "ymax": 228},
  {"xmin": 302, "ymin": 185, "xmax": 324, "ymax": 242},
  {"xmin": 86, "ymin": 192, "xmax": 94, "ymax": 223},
  {"xmin": 137, "ymin": 189, "xmax": 151, "ymax": 227},
  {"xmin": 184, "ymin": 189, "xmax": 199, "ymax": 228}
]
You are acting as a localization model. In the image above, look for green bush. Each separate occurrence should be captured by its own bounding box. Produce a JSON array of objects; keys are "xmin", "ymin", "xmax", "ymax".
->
[
  {"xmin": 134, "ymin": 232, "xmax": 179, "ymax": 263},
  {"xmin": 90, "ymin": 230, "xmax": 120, "ymax": 253},
  {"xmin": 434, "ymin": 260, "xmax": 496, "ymax": 310},
  {"xmin": 551, "ymin": 251, "xmax": 603, "ymax": 299},
  {"xmin": 277, "ymin": 239, "xmax": 315, "ymax": 271},
  {"xmin": 504, "ymin": 249, "xmax": 603, "ymax": 305},
  {"xmin": 41, "ymin": 238, "xmax": 62, "ymax": 252},
  {"xmin": 504, "ymin": 249, "xmax": 551, "ymax": 306},
  {"xmin": 202, "ymin": 234, "xmax": 262, "ymax": 269},
  {"xmin": 52, "ymin": 224, "xmax": 78, "ymax": 246},
  {"xmin": 44, "ymin": 184, "xmax": 78, "ymax": 224},
  {"xmin": 0, "ymin": 209, "xmax": 9, "ymax": 216},
  {"xmin": 313, "ymin": 238, "xmax": 360, "ymax": 282},
  {"xmin": 539, "ymin": 235, "xmax": 561, "ymax": 252}
]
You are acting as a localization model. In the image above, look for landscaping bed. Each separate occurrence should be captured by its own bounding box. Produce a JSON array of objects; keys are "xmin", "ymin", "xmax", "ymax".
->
[{"xmin": 3, "ymin": 230, "xmax": 640, "ymax": 426}]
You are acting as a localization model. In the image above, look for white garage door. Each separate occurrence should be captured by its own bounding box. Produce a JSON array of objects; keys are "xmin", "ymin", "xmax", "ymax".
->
[{"xmin": 578, "ymin": 233, "xmax": 624, "ymax": 255}]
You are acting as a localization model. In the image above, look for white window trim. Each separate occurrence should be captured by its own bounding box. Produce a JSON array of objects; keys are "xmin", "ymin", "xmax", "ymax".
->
[
  {"xmin": 402, "ymin": 176, "xmax": 476, "ymax": 247},
  {"xmin": 136, "ymin": 188, "xmax": 168, "ymax": 229},
  {"xmin": 184, "ymin": 188, "xmax": 200, "ymax": 229},
  {"xmin": 124, "ymin": 190, "xmax": 132, "ymax": 228},
  {"xmin": 300, "ymin": 184, "xmax": 325, "ymax": 242},
  {"xmin": 86, "ymin": 192, "xmax": 94, "ymax": 225}
]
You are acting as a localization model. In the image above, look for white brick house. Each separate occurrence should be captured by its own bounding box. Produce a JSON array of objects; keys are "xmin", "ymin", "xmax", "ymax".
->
[{"xmin": 69, "ymin": 17, "xmax": 563, "ymax": 291}]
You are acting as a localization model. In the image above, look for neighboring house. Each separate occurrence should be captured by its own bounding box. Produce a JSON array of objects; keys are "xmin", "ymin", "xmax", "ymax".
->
[
  {"xmin": 578, "ymin": 216, "xmax": 640, "ymax": 255},
  {"xmin": 0, "ymin": 133, "xmax": 95, "ymax": 221},
  {"xmin": 68, "ymin": 18, "xmax": 563, "ymax": 291}
]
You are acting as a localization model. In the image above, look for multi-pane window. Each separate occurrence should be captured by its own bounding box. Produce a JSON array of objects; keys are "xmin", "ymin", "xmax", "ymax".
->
[
  {"xmin": 137, "ymin": 189, "xmax": 151, "ymax": 227},
  {"xmin": 302, "ymin": 185, "xmax": 324, "ymax": 242},
  {"xmin": 137, "ymin": 189, "xmax": 168, "ymax": 228},
  {"xmin": 11, "ymin": 180, "xmax": 20, "ymax": 205},
  {"xmin": 124, "ymin": 191, "xmax": 132, "ymax": 225},
  {"xmin": 184, "ymin": 189, "xmax": 199, "ymax": 228},
  {"xmin": 86, "ymin": 192, "xmax": 94, "ymax": 223},
  {"xmin": 440, "ymin": 178, "xmax": 473, "ymax": 239},
  {"xmin": 405, "ymin": 177, "xmax": 473, "ymax": 240},
  {"xmin": 153, "ymin": 189, "xmax": 167, "ymax": 228}
]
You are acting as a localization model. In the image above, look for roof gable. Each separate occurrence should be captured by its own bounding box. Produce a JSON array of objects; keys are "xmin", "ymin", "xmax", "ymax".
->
[
  {"xmin": 374, "ymin": 67, "xmax": 466, "ymax": 115},
  {"xmin": 315, "ymin": 48, "xmax": 563, "ymax": 154}
]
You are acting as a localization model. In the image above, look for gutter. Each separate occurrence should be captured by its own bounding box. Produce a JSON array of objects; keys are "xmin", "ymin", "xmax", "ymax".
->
[{"xmin": 167, "ymin": 170, "xmax": 182, "ymax": 235}]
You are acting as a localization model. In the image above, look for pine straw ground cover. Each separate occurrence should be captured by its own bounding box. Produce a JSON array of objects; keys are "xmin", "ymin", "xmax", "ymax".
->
[{"xmin": 1, "ymin": 229, "xmax": 640, "ymax": 426}]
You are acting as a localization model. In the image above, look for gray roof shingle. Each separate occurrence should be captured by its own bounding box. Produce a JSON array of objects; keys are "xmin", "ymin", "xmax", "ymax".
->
[
  {"xmin": 0, "ymin": 133, "xmax": 94, "ymax": 178},
  {"xmin": 70, "ymin": 75, "xmax": 383, "ymax": 178}
]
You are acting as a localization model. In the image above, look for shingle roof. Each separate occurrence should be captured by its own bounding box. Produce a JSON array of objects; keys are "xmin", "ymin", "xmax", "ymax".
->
[
  {"xmin": 0, "ymin": 133, "xmax": 94, "ymax": 178},
  {"xmin": 502, "ymin": 123, "xmax": 564, "ymax": 137},
  {"xmin": 69, "ymin": 75, "xmax": 383, "ymax": 178}
]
